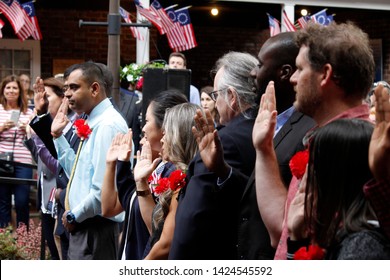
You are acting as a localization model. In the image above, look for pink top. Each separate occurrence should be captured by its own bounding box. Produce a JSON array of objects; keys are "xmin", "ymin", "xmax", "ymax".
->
[
  {"xmin": 274, "ymin": 103, "xmax": 371, "ymax": 259},
  {"xmin": 0, "ymin": 105, "xmax": 34, "ymax": 164}
]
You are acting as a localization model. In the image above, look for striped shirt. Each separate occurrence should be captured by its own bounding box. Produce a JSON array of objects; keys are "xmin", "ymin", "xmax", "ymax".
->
[{"xmin": 0, "ymin": 105, "xmax": 34, "ymax": 164}]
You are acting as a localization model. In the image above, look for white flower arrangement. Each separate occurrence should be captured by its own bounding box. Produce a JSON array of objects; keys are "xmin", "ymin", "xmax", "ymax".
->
[
  {"xmin": 120, "ymin": 63, "xmax": 145, "ymax": 84},
  {"xmin": 120, "ymin": 61, "xmax": 167, "ymax": 84}
]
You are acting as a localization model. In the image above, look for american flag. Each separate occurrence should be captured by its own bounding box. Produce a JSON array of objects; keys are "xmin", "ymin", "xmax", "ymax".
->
[
  {"xmin": 175, "ymin": 7, "xmax": 197, "ymax": 50},
  {"xmin": 164, "ymin": 5, "xmax": 187, "ymax": 51},
  {"xmin": 119, "ymin": 6, "xmax": 144, "ymax": 40},
  {"xmin": 14, "ymin": 0, "xmax": 35, "ymax": 41},
  {"xmin": 0, "ymin": 18, "xmax": 4, "ymax": 38},
  {"xmin": 134, "ymin": 0, "xmax": 163, "ymax": 35},
  {"xmin": 282, "ymin": 10, "xmax": 296, "ymax": 32},
  {"xmin": 150, "ymin": 0, "xmax": 174, "ymax": 35},
  {"xmin": 267, "ymin": 13, "xmax": 280, "ymax": 37},
  {"xmin": 21, "ymin": 1, "xmax": 42, "ymax": 40},
  {"xmin": 297, "ymin": 15, "xmax": 310, "ymax": 29},
  {"xmin": 0, "ymin": 0, "xmax": 26, "ymax": 34}
]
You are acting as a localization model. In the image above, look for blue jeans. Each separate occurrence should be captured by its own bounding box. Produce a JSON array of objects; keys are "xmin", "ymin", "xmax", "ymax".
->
[{"xmin": 0, "ymin": 165, "xmax": 33, "ymax": 228}]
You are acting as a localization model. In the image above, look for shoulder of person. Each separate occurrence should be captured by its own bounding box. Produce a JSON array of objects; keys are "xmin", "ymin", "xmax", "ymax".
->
[{"xmin": 335, "ymin": 229, "xmax": 390, "ymax": 259}]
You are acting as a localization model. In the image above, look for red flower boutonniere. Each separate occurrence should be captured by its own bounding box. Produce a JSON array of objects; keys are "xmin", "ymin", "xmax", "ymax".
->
[
  {"xmin": 136, "ymin": 76, "xmax": 144, "ymax": 91},
  {"xmin": 289, "ymin": 150, "xmax": 309, "ymax": 180},
  {"xmin": 74, "ymin": 119, "xmax": 92, "ymax": 140},
  {"xmin": 153, "ymin": 170, "xmax": 187, "ymax": 195},
  {"xmin": 294, "ymin": 245, "xmax": 325, "ymax": 260}
]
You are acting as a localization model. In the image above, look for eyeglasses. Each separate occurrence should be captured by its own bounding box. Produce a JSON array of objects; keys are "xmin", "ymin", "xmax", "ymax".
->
[
  {"xmin": 370, "ymin": 81, "xmax": 390, "ymax": 96},
  {"xmin": 210, "ymin": 88, "xmax": 227, "ymax": 101}
]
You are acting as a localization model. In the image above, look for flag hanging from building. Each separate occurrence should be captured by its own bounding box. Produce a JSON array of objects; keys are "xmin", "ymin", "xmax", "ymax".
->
[
  {"xmin": 282, "ymin": 10, "xmax": 296, "ymax": 32},
  {"xmin": 0, "ymin": 0, "xmax": 26, "ymax": 34},
  {"xmin": 267, "ymin": 13, "xmax": 280, "ymax": 37},
  {"xmin": 14, "ymin": 0, "xmax": 35, "ymax": 41},
  {"xmin": 119, "ymin": 6, "xmax": 144, "ymax": 40},
  {"xmin": 21, "ymin": 1, "xmax": 42, "ymax": 40},
  {"xmin": 175, "ymin": 7, "xmax": 197, "ymax": 50},
  {"xmin": 0, "ymin": 18, "xmax": 4, "ymax": 38},
  {"xmin": 134, "ymin": 0, "xmax": 163, "ymax": 34},
  {"xmin": 150, "ymin": 0, "xmax": 175, "ymax": 35},
  {"xmin": 165, "ymin": 5, "xmax": 187, "ymax": 51}
]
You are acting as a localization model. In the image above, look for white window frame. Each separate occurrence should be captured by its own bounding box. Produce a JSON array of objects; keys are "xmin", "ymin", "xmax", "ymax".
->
[{"xmin": 0, "ymin": 39, "xmax": 41, "ymax": 82}]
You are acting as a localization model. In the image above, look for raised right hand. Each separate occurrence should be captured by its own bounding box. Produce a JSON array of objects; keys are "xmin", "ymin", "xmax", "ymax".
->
[
  {"xmin": 51, "ymin": 98, "xmax": 70, "ymax": 137},
  {"xmin": 252, "ymin": 81, "xmax": 277, "ymax": 153}
]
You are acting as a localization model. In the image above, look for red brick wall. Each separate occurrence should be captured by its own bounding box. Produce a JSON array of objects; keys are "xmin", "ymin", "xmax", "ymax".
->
[{"xmin": 35, "ymin": 8, "xmax": 390, "ymax": 87}]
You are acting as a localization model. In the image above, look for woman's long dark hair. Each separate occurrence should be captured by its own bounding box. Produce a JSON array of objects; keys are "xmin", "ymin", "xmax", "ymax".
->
[{"xmin": 305, "ymin": 119, "xmax": 376, "ymax": 248}]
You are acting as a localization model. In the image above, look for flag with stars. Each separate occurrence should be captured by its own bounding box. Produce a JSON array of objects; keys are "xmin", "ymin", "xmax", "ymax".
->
[{"xmin": 21, "ymin": 1, "xmax": 42, "ymax": 40}]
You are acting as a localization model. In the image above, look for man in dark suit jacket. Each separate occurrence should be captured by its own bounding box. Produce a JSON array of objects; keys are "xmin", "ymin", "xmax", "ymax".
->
[
  {"xmin": 169, "ymin": 52, "xmax": 259, "ymax": 260},
  {"xmin": 112, "ymin": 90, "xmax": 142, "ymax": 153}
]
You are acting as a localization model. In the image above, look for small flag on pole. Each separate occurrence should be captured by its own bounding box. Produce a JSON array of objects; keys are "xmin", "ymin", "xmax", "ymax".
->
[
  {"xmin": 267, "ymin": 13, "xmax": 280, "ymax": 37},
  {"xmin": 119, "ymin": 6, "xmax": 144, "ymax": 40},
  {"xmin": 282, "ymin": 10, "xmax": 296, "ymax": 32}
]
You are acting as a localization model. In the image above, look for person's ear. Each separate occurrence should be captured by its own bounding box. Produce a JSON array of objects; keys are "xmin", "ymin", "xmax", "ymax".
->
[
  {"xmin": 90, "ymin": 82, "xmax": 100, "ymax": 97},
  {"xmin": 320, "ymin": 63, "xmax": 333, "ymax": 87},
  {"xmin": 227, "ymin": 87, "xmax": 238, "ymax": 109},
  {"xmin": 280, "ymin": 64, "xmax": 293, "ymax": 81}
]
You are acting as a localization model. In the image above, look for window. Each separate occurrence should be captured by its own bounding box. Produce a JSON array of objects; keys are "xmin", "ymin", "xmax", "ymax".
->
[{"xmin": 0, "ymin": 39, "xmax": 41, "ymax": 84}]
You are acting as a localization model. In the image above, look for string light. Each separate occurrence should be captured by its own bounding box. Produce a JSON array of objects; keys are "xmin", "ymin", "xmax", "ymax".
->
[{"xmin": 211, "ymin": 8, "xmax": 219, "ymax": 16}]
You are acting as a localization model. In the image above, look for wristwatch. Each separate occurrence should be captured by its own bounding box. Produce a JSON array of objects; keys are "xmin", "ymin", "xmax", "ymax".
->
[{"xmin": 66, "ymin": 211, "xmax": 76, "ymax": 224}]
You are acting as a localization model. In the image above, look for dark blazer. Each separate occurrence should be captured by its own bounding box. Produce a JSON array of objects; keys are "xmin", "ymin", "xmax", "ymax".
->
[
  {"xmin": 237, "ymin": 110, "xmax": 315, "ymax": 259},
  {"xmin": 111, "ymin": 91, "xmax": 142, "ymax": 152},
  {"xmin": 169, "ymin": 109, "xmax": 257, "ymax": 260}
]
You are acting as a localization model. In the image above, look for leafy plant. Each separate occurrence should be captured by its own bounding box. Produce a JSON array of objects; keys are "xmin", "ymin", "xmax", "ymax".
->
[
  {"xmin": 0, "ymin": 219, "xmax": 49, "ymax": 260},
  {"xmin": 120, "ymin": 61, "xmax": 166, "ymax": 83}
]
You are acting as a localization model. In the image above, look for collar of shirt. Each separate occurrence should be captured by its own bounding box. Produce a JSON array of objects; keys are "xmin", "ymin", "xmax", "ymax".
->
[
  {"xmin": 275, "ymin": 106, "xmax": 296, "ymax": 137},
  {"xmin": 87, "ymin": 98, "xmax": 112, "ymax": 128}
]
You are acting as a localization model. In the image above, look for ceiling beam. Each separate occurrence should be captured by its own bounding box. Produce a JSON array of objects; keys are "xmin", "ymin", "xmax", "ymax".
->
[{"xmin": 218, "ymin": 0, "xmax": 390, "ymax": 11}]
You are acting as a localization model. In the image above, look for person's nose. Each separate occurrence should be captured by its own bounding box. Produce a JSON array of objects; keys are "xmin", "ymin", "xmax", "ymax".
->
[{"xmin": 290, "ymin": 70, "xmax": 298, "ymax": 85}]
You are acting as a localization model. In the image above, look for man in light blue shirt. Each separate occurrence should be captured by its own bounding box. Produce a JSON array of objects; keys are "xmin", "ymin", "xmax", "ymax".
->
[{"xmin": 51, "ymin": 62, "xmax": 128, "ymax": 259}]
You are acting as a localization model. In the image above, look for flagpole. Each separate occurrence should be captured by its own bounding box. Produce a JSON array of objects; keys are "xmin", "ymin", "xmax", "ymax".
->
[
  {"xmin": 175, "ymin": 6, "xmax": 192, "ymax": 12},
  {"xmin": 165, "ymin": 4, "xmax": 179, "ymax": 10},
  {"xmin": 107, "ymin": 0, "xmax": 121, "ymax": 104},
  {"xmin": 137, "ymin": 0, "xmax": 150, "ymax": 65}
]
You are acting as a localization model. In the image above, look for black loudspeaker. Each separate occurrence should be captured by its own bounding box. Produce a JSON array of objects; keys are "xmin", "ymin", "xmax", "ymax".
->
[{"xmin": 141, "ymin": 68, "xmax": 191, "ymax": 126}]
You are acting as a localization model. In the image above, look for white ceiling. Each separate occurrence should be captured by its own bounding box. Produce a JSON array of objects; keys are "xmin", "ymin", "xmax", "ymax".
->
[{"xmin": 220, "ymin": 0, "xmax": 390, "ymax": 11}]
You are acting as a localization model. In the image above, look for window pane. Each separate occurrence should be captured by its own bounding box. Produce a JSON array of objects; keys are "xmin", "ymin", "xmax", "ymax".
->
[
  {"xmin": 0, "ymin": 50, "xmax": 12, "ymax": 69},
  {"xmin": 0, "ymin": 70, "xmax": 13, "ymax": 80},
  {"xmin": 14, "ymin": 50, "xmax": 31, "ymax": 70}
]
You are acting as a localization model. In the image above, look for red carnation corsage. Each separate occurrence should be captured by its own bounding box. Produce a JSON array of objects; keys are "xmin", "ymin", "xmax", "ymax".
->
[
  {"xmin": 294, "ymin": 245, "xmax": 325, "ymax": 260},
  {"xmin": 289, "ymin": 150, "xmax": 309, "ymax": 179},
  {"xmin": 153, "ymin": 169, "xmax": 187, "ymax": 195},
  {"xmin": 73, "ymin": 119, "xmax": 92, "ymax": 140}
]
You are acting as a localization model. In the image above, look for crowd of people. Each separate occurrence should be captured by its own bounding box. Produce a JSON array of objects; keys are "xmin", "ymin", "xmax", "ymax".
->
[{"xmin": 0, "ymin": 21, "xmax": 390, "ymax": 260}]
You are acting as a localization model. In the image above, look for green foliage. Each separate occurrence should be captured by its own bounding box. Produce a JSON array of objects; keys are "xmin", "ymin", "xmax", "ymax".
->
[
  {"xmin": 0, "ymin": 220, "xmax": 50, "ymax": 260},
  {"xmin": 120, "ymin": 61, "xmax": 166, "ymax": 83}
]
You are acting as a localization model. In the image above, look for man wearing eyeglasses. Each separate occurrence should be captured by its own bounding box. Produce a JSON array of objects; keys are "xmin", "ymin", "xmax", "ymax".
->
[{"xmin": 170, "ymin": 51, "xmax": 259, "ymax": 260}]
